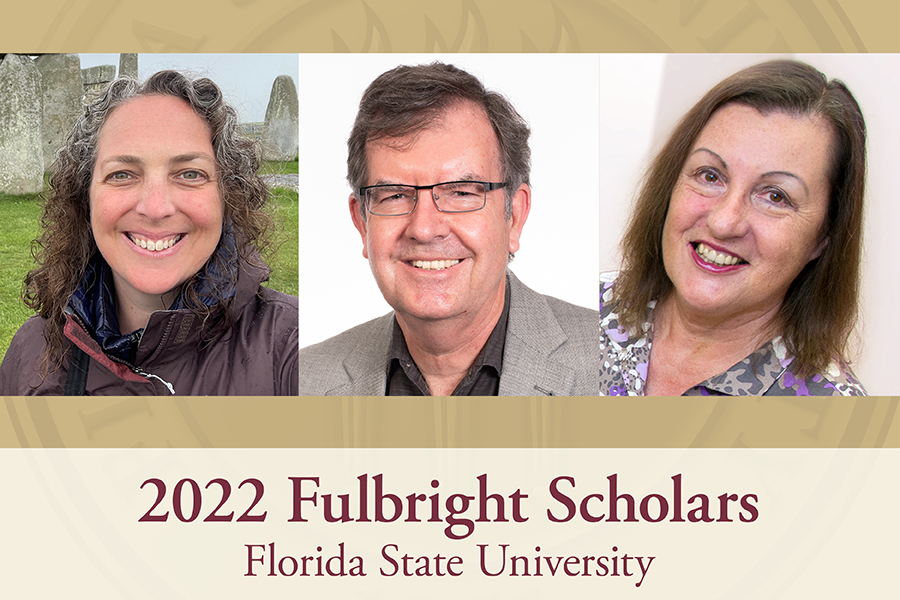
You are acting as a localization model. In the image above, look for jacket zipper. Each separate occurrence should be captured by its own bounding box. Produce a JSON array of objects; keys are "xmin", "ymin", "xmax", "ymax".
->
[{"xmin": 65, "ymin": 310, "xmax": 177, "ymax": 395}]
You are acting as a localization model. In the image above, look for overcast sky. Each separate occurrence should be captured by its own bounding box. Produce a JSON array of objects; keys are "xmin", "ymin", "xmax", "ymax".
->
[{"xmin": 79, "ymin": 54, "xmax": 298, "ymax": 123}]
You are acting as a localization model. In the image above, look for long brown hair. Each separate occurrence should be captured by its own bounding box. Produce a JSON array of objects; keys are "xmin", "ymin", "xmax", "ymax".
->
[
  {"xmin": 24, "ymin": 70, "xmax": 274, "ymax": 371},
  {"xmin": 616, "ymin": 59, "xmax": 866, "ymax": 375}
]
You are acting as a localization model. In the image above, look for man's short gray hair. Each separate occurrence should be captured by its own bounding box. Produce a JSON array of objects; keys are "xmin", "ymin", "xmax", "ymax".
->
[{"xmin": 347, "ymin": 62, "xmax": 531, "ymax": 221}]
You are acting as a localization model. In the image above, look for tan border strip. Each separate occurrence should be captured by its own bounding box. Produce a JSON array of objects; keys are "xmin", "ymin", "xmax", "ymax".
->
[
  {"xmin": 2, "ymin": 396, "xmax": 897, "ymax": 448},
  {"xmin": 1, "ymin": 0, "xmax": 897, "ymax": 52}
]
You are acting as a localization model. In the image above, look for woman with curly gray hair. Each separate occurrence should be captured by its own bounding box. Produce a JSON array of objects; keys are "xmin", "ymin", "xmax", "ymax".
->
[{"xmin": 0, "ymin": 70, "xmax": 298, "ymax": 395}]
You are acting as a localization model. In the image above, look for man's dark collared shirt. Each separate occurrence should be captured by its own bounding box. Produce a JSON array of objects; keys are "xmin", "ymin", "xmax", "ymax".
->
[{"xmin": 386, "ymin": 280, "xmax": 510, "ymax": 396}]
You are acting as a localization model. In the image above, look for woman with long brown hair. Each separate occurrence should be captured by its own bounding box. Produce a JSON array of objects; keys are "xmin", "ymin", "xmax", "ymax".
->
[{"xmin": 600, "ymin": 60, "xmax": 866, "ymax": 396}]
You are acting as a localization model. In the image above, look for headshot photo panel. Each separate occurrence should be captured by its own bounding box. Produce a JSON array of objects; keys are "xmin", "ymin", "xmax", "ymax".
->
[
  {"xmin": 298, "ymin": 54, "xmax": 601, "ymax": 396},
  {"xmin": 0, "ymin": 53, "xmax": 300, "ymax": 396},
  {"xmin": 598, "ymin": 53, "xmax": 899, "ymax": 396}
]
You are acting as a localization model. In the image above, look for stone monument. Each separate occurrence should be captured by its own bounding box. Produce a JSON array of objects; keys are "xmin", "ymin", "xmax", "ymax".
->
[
  {"xmin": 35, "ymin": 54, "xmax": 82, "ymax": 170},
  {"xmin": 119, "ymin": 53, "xmax": 137, "ymax": 79},
  {"xmin": 82, "ymin": 64, "xmax": 116, "ymax": 104},
  {"xmin": 262, "ymin": 75, "xmax": 299, "ymax": 161},
  {"xmin": 0, "ymin": 54, "xmax": 43, "ymax": 195}
]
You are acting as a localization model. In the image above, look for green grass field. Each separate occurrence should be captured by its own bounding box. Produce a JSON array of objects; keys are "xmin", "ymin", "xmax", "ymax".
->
[
  {"xmin": 265, "ymin": 186, "xmax": 299, "ymax": 297},
  {"xmin": 0, "ymin": 165, "xmax": 298, "ymax": 363},
  {"xmin": 0, "ymin": 193, "xmax": 43, "ymax": 362}
]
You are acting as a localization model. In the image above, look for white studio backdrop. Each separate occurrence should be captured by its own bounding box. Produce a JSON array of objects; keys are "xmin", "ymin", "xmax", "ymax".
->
[{"xmin": 298, "ymin": 54, "xmax": 601, "ymax": 347}]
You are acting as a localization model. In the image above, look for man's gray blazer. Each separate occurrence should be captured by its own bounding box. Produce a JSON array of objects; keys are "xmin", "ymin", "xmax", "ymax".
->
[{"xmin": 298, "ymin": 272, "xmax": 598, "ymax": 396}]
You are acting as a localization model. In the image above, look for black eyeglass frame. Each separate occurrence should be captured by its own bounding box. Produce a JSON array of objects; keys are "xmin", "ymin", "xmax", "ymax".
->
[{"xmin": 358, "ymin": 181, "xmax": 507, "ymax": 216}]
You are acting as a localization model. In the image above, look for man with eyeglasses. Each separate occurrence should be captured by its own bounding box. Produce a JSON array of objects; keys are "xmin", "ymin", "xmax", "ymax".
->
[{"xmin": 299, "ymin": 62, "xmax": 598, "ymax": 396}]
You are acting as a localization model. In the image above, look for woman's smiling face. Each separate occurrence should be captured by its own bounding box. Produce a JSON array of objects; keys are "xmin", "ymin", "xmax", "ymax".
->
[
  {"xmin": 90, "ymin": 94, "xmax": 223, "ymax": 313},
  {"xmin": 661, "ymin": 103, "xmax": 834, "ymax": 323}
]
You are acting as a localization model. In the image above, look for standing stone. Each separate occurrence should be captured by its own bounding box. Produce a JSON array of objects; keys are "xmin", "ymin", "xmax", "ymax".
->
[
  {"xmin": 119, "ymin": 53, "xmax": 138, "ymax": 79},
  {"xmin": 35, "ymin": 54, "xmax": 83, "ymax": 170},
  {"xmin": 82, "ymin": 64, "xmax": 117, "ymax": 104},
  {"xmin": 0, "ymin": 54, "xmax": 43, "ymax": 195},
  {"xmin": 262, "ymin": 75, "xmax": 299, "ymax": 161},
  {"xmin": 240, "ymin": 122, "xmax": 265, "ymax": 140}
]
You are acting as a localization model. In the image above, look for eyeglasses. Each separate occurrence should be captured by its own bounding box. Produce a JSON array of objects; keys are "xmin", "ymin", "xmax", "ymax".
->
[{"xmin": 358, "ymin": 181, "xmax": 506, "ymax": 216}]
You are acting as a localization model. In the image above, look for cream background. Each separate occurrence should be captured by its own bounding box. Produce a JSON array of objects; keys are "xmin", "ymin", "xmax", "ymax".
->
[{"xmin": 3, "ymin": 448, "xmax": 897, "ymax": 597}]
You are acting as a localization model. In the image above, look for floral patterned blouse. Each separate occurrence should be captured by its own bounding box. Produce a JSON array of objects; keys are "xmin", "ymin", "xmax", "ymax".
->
[{"xmin": 599, "ymin": 277, "xmax": 866, "ymax": 396}]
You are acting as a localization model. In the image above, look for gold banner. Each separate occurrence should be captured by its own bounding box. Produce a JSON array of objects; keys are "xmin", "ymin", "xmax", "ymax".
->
[
  {"xmin": 2, "ymin": 396, "xmax": 897, "ymax": 448},
  {"xmin": 0, "ymin": 0, "xmax": 896, "ymax": 53}
]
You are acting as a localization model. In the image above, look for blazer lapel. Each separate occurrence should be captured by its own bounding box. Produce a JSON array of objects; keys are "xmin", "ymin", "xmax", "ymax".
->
[
  {"xmin": 327, "ymin": 313, "xmax": 393, "ymax": 396},
  {"xmin": 499, "ymin": 272, "xmax": 577, "ymax": 396}
]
